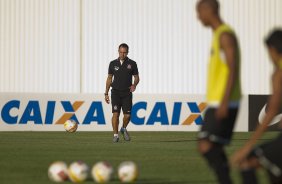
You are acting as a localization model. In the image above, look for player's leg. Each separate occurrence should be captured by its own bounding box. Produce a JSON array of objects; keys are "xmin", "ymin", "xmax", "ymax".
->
[
  {"xmin": 112, "ymin": 112, "xmax": 120, "ymax": 142},
  {"xmin": 120, "ymin": 114, "xmax": 131, "ymax": 141},
  {"xmin": 198, "ymin": 140, "xmax": 232, "ymax": 184},
  {"xmin": 198, "ymin": 107, "xmax": 238, "ymax": 184},
  {"xmin": 238, "ymin": 157, "xmax": 259, "ymax": 184},
  {"xmin": 122, "ymin": 114, "xmax": 131, "ymax": 129},
  {"xmin": 237, "ymin": 133, "xmax": 282, "ymax": 184},
  {"xmin": 252, "ymin": 134, "xmax": 282, "ymax": 184},
  {"xmin": 111, "ymin": 90, "xmax": 122, "ymax": 142},
  {"xmin": 112, "ymin": 113, "xmax": 120, "ymax": 134},
  {"xmin": 267, "ymin": 171, "xmax": 282, "ymax": 184},
  {"xmin": 120, "ymin": 91, "xmax": 132, "ymax": 141}
]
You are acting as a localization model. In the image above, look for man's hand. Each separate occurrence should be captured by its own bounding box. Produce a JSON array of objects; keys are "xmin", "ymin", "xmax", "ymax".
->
[
  {"xmin": 129, "ymin": 85, "xmax": 136, "ymax": 92},
  {"xmin": 231, "ymin": 144, "xmax": 252, "ymax": 167},
  {"xmin": 215, "ymin": 102, "xmax": 228, "ymax": 120},
  {"xmin": 105, "ymin": 94, "xmax": 110, "ymax": 104}
]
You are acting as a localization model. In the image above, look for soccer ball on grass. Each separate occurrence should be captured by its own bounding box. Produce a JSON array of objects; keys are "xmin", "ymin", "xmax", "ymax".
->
[
  {"xmin": 48, "ymin": 161, "xmax": 68, "ymax": 182},
  {"xmin": 68, "ymin": 161, "xmax": 89, "ymax": 183},
  {"xmin": 118, "ymin": 161, "xmax": 138, "ymax": 183},
  {"xmin": 64, "ymin": 119, "xmax": 78, "ymax": 133},
  {"xmin": 91, "ymin": 161, "xmax": 114, "ymax": 183}
]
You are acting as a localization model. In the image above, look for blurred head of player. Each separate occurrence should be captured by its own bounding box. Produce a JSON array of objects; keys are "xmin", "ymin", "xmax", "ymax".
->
[
  {"xmin": 118, "ymin": 43, "xmax": 129, "ymax": 61},
  {"xmin": 265, "ymin": 29, "xmax": 282, "ymax": 65},
  {"xmin": 196, "ymin": 0, "xmax": 220, "ymax": 27}
]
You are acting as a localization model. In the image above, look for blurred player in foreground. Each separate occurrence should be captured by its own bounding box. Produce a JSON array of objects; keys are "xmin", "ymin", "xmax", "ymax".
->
[
  {"xmin": 232, "ymin": 29, "xmax": 282, "ymax": 184},
  {"xmin": 196, "ymin": 0, "xmax": 242, "ymax": 183}
]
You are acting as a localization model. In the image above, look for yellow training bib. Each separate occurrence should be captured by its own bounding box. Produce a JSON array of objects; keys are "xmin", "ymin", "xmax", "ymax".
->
[{"xmin": 206, "ymin": 24, "xmax": 241, "ymax": 105}]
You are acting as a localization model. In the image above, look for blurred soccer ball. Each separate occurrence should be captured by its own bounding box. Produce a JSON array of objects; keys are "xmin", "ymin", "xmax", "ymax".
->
[
  {"xmin": 118, "ymin": 161, "xmax": 138, "ymax": 183},
  {"xmin": 64, "ymin": 119, "xmax": 78, "ymax": 133},
  {"xmin": 68, "ymin": 161, "xmax": 89, "ymax": 183},
  {"xmin": 48, "ymin": 161, "xmax": 68, "ymax": 183},
  {"xmin": 91, "ymin": 161, "xmax": 113, "ymax": 183}
]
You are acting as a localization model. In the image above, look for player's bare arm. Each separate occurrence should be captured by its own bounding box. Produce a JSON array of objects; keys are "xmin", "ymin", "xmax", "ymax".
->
[
  {"xmin": 130, "ymin": 75, "xmax": 140, "ymax": 92},
  {"xmin": 231, "ymin": 70, "xmax": 282, "ymax": 166},
  {"xmin": 216, "ymin": 32, "xmax": 238, "ymax": 119},
  {"xmin": 105, "ymin": 74, "xmax": 113, "ymax": 104}
]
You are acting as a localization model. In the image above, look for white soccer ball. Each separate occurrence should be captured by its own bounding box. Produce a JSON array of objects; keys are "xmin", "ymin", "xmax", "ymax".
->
[
  {"xmin": 68, "ymin": 161, "xmax": 89, "ymax": 183},
  {"xmin": 64, "ymin": 119, "xmax": 78, "ymax": 133},
  {"xmin": 48, "ymin": 161, "xmax": 68, "ymax": 183},
  {"xmin": 91, "ymin": 161, "xmax": 113, "ymax": 183},
  {"xmin": 118, "ymin": 161, "xmax": 138, "ymax": 183}
]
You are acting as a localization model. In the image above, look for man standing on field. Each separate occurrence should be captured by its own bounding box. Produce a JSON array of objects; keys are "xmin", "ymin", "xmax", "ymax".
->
[{"xmin": 104, "ymin": 43, "xmax": 140, "ymax": 143}]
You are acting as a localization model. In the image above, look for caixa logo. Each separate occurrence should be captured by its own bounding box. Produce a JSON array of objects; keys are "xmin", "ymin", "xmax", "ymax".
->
[
  {"xmin": 131, "ymin": 102, "xmax": 207, "ymax": 125},
  {"xmin": 0, "ymin": 100, "xmax": 206, "ymax": 126},
  {"xmin": 1, "ymin": 100, "xmax": 105, "ymax": 125}
]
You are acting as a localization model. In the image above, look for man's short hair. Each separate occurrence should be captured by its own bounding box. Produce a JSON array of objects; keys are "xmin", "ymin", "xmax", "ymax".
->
[
  {"xmin": 198, "ymin": 0, "xmax": 220, "ymax": 14},
  {"xmin": 265, "ymin": 29, "xmax": 282, "ymax": 54},
  {"xmin": 118, "ymin": 43, "xmax": 129, "ymax": 52}
]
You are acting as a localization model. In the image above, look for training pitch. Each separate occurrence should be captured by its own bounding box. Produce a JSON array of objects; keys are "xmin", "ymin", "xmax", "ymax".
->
[{"xmin": 0, "ymin": 131, "xmax": 277, "ymax": 184}]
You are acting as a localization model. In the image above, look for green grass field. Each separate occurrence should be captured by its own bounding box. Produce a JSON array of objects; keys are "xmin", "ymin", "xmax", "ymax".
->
[{"xmin": 0, "ymin": 131, "xmax": 277, "ymax": 184}]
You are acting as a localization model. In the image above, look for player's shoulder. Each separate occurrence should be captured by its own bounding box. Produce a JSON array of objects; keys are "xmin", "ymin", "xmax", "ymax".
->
[
  {"xmin": 110, "ymin": 59, "xmax": 119, "ymax": 65},
  {"xmin": 219, "ymin": 25, "xmax": 238, "ymax": 42},
  {"xmin": 127, "ymin": 58, "xmax": 137, "ymax": 65},
  {"xmin": 220, "ymin": 32, "xmax": 237, "ymax": 44}
]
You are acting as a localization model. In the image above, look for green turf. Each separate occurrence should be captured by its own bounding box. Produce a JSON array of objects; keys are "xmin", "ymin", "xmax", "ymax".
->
[{"xmin": 0, "ymin": 131, "xmax": 278, "ymax": 184}]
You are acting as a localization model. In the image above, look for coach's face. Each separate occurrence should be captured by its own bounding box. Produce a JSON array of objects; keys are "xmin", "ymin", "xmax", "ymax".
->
[{"xmin": 118, "ymin": 47, "xmax": 128, "ymax": 61}]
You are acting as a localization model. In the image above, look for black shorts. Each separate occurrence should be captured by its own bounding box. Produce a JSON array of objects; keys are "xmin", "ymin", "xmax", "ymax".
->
[
  {"xmin": 249, "ymin": 133, "xmax": 282, "ymax": 179},
  {"xmin": 111, "ymin": 89, "xmax": 132, "ymax": 114},
  {"xmin": 198, "ymin": 107, "xmax": 239, "ymax": 145}
]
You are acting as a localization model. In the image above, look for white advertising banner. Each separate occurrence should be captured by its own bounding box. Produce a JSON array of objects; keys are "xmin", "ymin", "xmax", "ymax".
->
[{"xmin": 0, "ymin": 93, "xmax": 248, "ymax": 132}]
